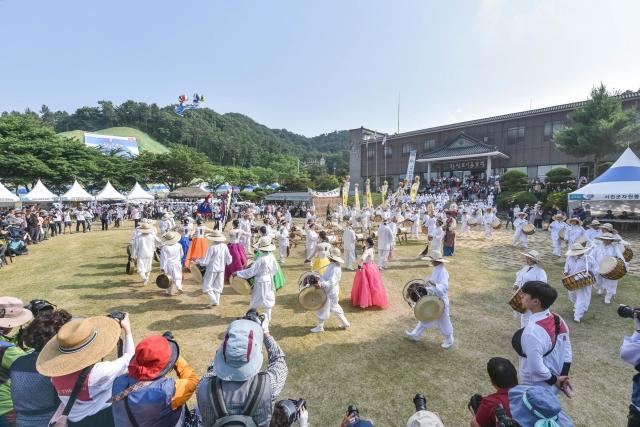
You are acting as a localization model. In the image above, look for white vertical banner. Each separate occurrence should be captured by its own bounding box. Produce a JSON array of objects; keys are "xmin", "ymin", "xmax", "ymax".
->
[{"xmin": 405, "ymin": 150, "xmax": 417, "ymax": 183}]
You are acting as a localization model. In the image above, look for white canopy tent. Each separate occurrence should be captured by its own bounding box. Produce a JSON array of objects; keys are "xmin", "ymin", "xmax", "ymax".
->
[
  {"xmin": 0, "ymin": 182, "xmax": 19, "ymax": 203},
  {"xmin": 569, "ymin": 148, "xmax": 640, "ymax": 214},
  {"xmin": 127, "ymin": 182, "xmax": 154, "ymax": 203},
  {"xmin": 21, "ymin": 180, "xmax": 58, "ymax": 203},
  {"xmin": 95, "ymin": 181, "xmax": 126, "ymax": 201},
  {"xmin": 60, "ymin": 180, "xmax": 95, "ymax": 202}
]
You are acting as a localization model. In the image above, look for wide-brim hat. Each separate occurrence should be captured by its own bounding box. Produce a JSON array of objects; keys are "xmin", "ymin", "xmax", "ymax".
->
[
  {"xmin": 137, "ymin": 223, "xmax": 154, "ymax": 234},
  {"xmin": 253, "ymin": 238, "xmax": 275, "ymax": 252},
  {"xmin": 508, "ymin": 385, "xmax": 573, "ymax": 426},
  {"xmin": 590, "ymin": 220, "xmax": 600, "ymax": 226},
  {"xmin": 596, "ymin": 232, "xmax": 619, "ymax": 241},
  {"xmin": 206, "ymin": 230, "xmax": 226, "ymax": 242},
  {"xmin": 600, "ymin": 223, "xmax": 614, "ymax": 231},
  {"xmin": 0, "ymin": 297, "xmax": 33, "ymax": 329},
  {"xmin": 552, "ymin": 214, "xmax": 564, "ymax": 221},
  {"xmin": 141, "ymin": 218, "xmax": 157, "ymax": 225},
  {"xmin": 328, "ymin": 248, "xmax": 345, "ymax": 264},
  {"xmin": 566, "ymin": 217, "xmax": 583, "ymax": 226},
  {"xmin": 566, "ymin": 243, "xmax": 591, "ymax": 257},
  {"xmin": 212, "ymin": 319, "xmax": 264, "ymax": 381},
  {"xmin": 128, "ymin": 335, "xmax": 179, "ymax": 381},
  {"xmin": 36, "ymin": 316, "xmax": 121, "ymax": 377},
  {"xmin": 161, "ymin": 231, "xmax": 181, "ymax": 246},
  {"xmin": 520, "ymin": 250, "xmax": 542, "ymax": 264},
  {"xmin": 421, "ymin": 251, "xmax": 449, "ymax": 263}
]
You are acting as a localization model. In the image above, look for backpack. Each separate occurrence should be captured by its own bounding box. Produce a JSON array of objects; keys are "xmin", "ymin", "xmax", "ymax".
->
[{"xmin": 208, "ymin": 373, "xmax": 266, "ymax": 427}]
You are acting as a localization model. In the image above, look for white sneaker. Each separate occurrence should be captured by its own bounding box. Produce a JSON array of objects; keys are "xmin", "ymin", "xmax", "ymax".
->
[
  {"xmin": 310, "ymin": 325, "xmax": 324, "ymax": 333},
  {"xmin": 441, "ymin": 336, "xmax": 454, "ymax": 349},
  {"xmin": 573, "ymin": 318, "xmax": 581, "ymax": 323},
  {"xmin": 404, "ymin": 331, "xmax": 420, "ymax": 341},
  {"xmin": 597, "ymin": 288, "xmax": 603, "ymax": 295},
  {"xmin": 339, "ymin": 322, "xmax": 350, "ymax": 329}
]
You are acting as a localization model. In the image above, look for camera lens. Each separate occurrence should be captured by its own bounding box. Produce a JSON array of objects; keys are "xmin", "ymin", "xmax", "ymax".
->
[
  {"xmin": 347, "ymin": 404, "xmax": 359, "ymax": 418},
  {"xmin": 618, "ymin": 305, "xmax": 635, "ymax": 319},
  {"xmin": 413, "ymin": 394, "xmax": 427, "ymax": 412}
]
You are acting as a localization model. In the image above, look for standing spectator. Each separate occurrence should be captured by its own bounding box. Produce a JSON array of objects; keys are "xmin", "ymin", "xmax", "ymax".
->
[
  {"xmin": 63, "ymin": 209, "xmax": 72, "ymax": 234},
  {"xmin": 534, "ymin": 205, "xmax": 543, "ymax": 229},
  {"xmin": 36, "ymin": 313, "xmax": 135, "ymax": 426},
  {"xmin": 10, "ymin": 310, "xmax": 72, "ymax": 427},
  {"xmin": 469, "ymin": 357, "xmax": 518, "ymax": 427},
  {"xmin": 75, "ymin": 207, "xmax": 86, "ymax": 233},
  {"xmin": 101, "ymin": 209, "xmax": 110, "ymax": 231},
  {"xmin": 26, "ymin": 209, "xmax": 39, "ymax": 244}
]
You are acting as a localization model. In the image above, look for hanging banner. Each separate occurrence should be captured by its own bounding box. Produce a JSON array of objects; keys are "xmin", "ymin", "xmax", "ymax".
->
[
  {"xmin": 380, "ymin": 180, "xmax": 388, "ymax": 207},
  {"xmin": 405, "ymin": 150, "xmax": 417, "ymax": 183},
  {"xmin": 342, "ymin": 176, "xmax": 350, "ymax": 206},
  {"xmin": 308, "ymin": 187, "xmax": 341, "ymax": 198},
  {"xmin": 410, "ymin": 176, "xmax": 420, "ymax": 203},
  {"xmin": 354, "ymin": 183, "xmax": 360, "ymax": 210},
  {"xmin": 365, "ymin": 178, "xmax": 373, "ymax": 208}
]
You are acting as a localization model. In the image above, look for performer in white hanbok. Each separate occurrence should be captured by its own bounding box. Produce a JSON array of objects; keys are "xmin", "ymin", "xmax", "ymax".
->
[
  {"xmin": 512, "ymin": 212, "xmax": 529, "ymax": 248},
  {"xmin": 342, "ymin": 221, "xmax": 357, "ymax": 270},
  {"xmin": 405, "ymin": 251, "xmax": 454, "ymax": 349},
  {"xmin": 310, "ymin": 248, "xmax": 350, "ymax": 333},
  {"xmin": 460, "ymin": 209, "xmax": 471, "ymax": 237},
  {"xmin": 235, "ymin": 239, "xmax": 279, "ymax": 332},
  {"xmin": 275, "ymin": 221, "xmax": 289, "ymax": 264},
  {"xmin": 564, "ymin": 218, "xmax": 586, "ymax": 246},
  {"xmin": 377, "ymin": 219, "xmax": 394, "ymax": 270},
  {"xmin": 591, "ymin": 232, "xmax": 627, "ymax": 304},
  {"xmin": 482, "ymin": 207, "xmax": 496, "ymax": 239},
  {"xmin": 198, "ymin": 230, "xmax": 232, "ymax": 307},
  {"xmin": 304, "ymin": 224, "xmax": 318, "ymax": 263},
  {"xmin": 563, "ymin": 243, "xmax": 597, "ymax": 323},
  {"xmin": 430, "ymin": 218, "xmax": 445, "ymax": 255},
  {"xmin": 133, "ymin": 222, "xmax": 156, "ymax": 285},
  {"xmin": 159, "ymin": 213, "xmax": 173, "ymax": 235},
  {"xmin": 513, "ymin": 250, "xmax": 548, "ymax": 328},
  {"xmin": 159, "ymin": 231, "xmax": 184, "ymax": 294},
  {"xmin": 585, "ymin": 220, "xmax": 602, "ymax": 244},
  {"xmin": 238, "ymin": 212, "xmax": 253, "ymax": 254},
  {"xmin": 548, "ymin": 214, "xmax": 566, "ymax": 257}
]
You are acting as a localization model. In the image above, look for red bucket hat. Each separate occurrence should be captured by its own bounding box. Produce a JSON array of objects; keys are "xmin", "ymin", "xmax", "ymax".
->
[{"xmin": 128, "ymin": 335, "xmax": 179, "ymax": 381}]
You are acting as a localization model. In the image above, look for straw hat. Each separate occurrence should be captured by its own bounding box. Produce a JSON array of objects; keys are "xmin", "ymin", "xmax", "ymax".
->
[
  {"xmin": 36, "ymin": 316, "xmax": 121, "ymax": 377},
  {"xmin": 520, "ymin": 250, "xmax": 542, "ymax": 264},
  {"xmin": 160, "ymin": 231, "xmax": 180, "ymax": 246},
  {"xmin": 137, "ymin": 223, "xmax": 154, "ymax": 234},
  {"xmin": 421, "ymin": 251, "xmax": 449, "ymax": 263},
  {"xmin": 0, "ymin": 297, "xmax": 33, "ymax": 329},
  {"xmin": 596, "ymin": 232, "xmax": 619, "ymax": 241},
  {"xmin": 552, "ymin": 213, "xmax": 564, "ymax": 221},
  {"xmin": 141, "ymin": 218, "xmax": 157, "ymax": 225},
  {"xmin": 600, "ymin": 223, "xmax": 614, "ymax": 232},
  {"xmin": 328, "ymin": 248, "xmax": 345, "ymax": 264},
  {"xmin": 565, "ymin": 243, "xmax": 591, "ymax": 257},
  {"xmin": 406, "ymin": 410, "xmax": 445, "ymax": 427},
  {"xmin": 253, "ymin": 238, "xmax": 275, "ymax": 252},
  {"xmin": 516, "ymin": 211, "xmax": 527, "ymax": 217},
  {"xmin": 566, "ymin": 217, "xmax": 583, "ymax": 226},
  {"xmin": 206, "ymin": 230, "xmax": 226, "ymax": 242},
  {"xmin": 589, "ymin": 220, "xmax": 600, "ymax": 227}
]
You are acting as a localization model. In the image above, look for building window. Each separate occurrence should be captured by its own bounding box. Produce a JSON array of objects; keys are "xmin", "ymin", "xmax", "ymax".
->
[
  {"xmin": 367, "ymin": 146, "xmax": 375, "ymax": 159},
  {"xmin": 384, "ymin": 146, "xmax": 393, "ymax": 158},
  {"xmin": 402, "ymin": 143, "xmax": 415, "ymax": 157},
  {"xmin": 544, "ymin": 121, "xmax": 564, "ymax": 141},
  {"xmin": 507, "ymin": 126, "xmax": 525, "ymax": 144},
  {"xmin": 423, "ymin": 138, "xmax": 435, "ymax": 152}
]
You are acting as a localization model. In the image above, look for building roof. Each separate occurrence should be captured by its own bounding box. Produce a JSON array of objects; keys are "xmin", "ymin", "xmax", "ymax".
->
[
  {"xmin": 417, "ymin": 133, "xmax": 509, "ymax": 162},
  {"xmin": 361, "ymin": 90, "xmax": 640, "ymax": 143}
]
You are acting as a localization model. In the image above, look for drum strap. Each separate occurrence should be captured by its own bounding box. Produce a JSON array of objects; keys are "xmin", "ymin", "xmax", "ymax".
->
[{"xmin": 512, "ymin": 314, "xmax": 561, "ymax": 358}]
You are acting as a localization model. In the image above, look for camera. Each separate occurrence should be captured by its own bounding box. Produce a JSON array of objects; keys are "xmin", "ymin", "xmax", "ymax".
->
[
  {"xmin": 467, "ymin": 394, "xmax": 483, "ymax": 414},
  {"xmin": 618, "ymin": 305, "xmax": 640, "ymax": 319},
  {"xmin": 24, "ymin": 299, "xmax": 56, "ymax": 317},
  {"xmin": 413, "ymin": 394, "xmax": 427, "ymax": 412},
  {"xmin": 242, "ymin": 309, "xmax": 265, "ymax": 326},
  {"xmin": 107, "ymin": 311, "xmax": 127, "ymax": 323},
  {"xmin": 495, "ymin": 403, "xmax": 520, "ymax": 427},
  {"xmin": 346, "ymin": 404, "xmax": 359, "ymax": 420},
  {"xmin": 275, "ymin": 399, "xmax": 306, "ymax": 424}
]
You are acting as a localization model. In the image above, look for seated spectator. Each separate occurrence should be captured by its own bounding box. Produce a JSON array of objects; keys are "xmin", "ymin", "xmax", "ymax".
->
[
  {"xmin": 196, "ymin": 311, "xmax": 287, "ymax": 426},
  {"xmin": 469, "ymin": 357, "xmax": 518, "ymax": 427},
  {"xmin": 110, "ymin": 332, "xmax": 198, "ymax": 427},
  {"xmin": 603, "ymin": 210, "xmax": 615, "ymax": 220},
  {"xmin": 10, "ymin": 309, "xmax": 72, "ymax": 426},
  {"xmin": 0, "ymin": 297, "xmax": 34, "ymax": 426},
  {"xmin": 36, "ymin": 313, "xmax": 135, "ymax": 426},
  {"xmin": 269, "ymin": 400, "xmax": 308, "ymax": 427},
  {"xmin": 508, "ymin": 385, "xmax": 573, "ymax": 426}
]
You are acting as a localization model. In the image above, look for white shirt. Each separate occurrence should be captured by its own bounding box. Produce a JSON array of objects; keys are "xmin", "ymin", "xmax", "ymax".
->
[
  {"xmin": 238, "ymin": 252, "xmax": 278, "ymax": 283},
  {"xmin": 377, "ymin": 224, "xmax": 394, "ymax": 251},
  {"xmin": 199, "ymin": 243, "xmax": 232, "ymax": 272},
  {"xmin": 514, "ymin": 264, "xmax": 547, "ymax": 289},
  {"xmin": 160, "ymin": 243, "xmax": 183, "ymax": 270}
]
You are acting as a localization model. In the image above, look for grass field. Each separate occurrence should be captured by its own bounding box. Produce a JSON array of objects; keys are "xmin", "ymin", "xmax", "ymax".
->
[
  {"xmin": 58, "ymin": 127, "xmax": 170, "ymax": 154},
  {"xmin": 1, "ymin": 222, "xmax": 637, "ymax": 426}
]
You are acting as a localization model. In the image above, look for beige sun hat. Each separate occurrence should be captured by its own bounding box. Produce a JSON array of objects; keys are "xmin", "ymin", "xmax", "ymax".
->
[
  {"xmin": 599, "ymin": 223, "xmax": 614, "ymax": 232},
  {"xmin": 0, "ymin": 297, "xmax": 33, "ymax": 329},
  {"xmin": 161, "ymin": 230, "xmax": 181, "ymax": 246},
  {"xmin": 566, "ymin": 243, "xmax": 591, "ymax": 257},
  {"xmin": 328, "ymin": 248, "xmax": 345, "ymax": 264},
  {"xmin": 521, "ymin": 250, "xmax": 542, "ymax": 264},
  {"xmin": 596, "ymin": 232, "xmax": 619, "ymax": 241},
  {"xmin": 552, "ymin": 213, "xmax": 565, "ymax": 221},
  {"xmin": 253, "ymin": 237, "xmax": 275, "ymax": 252},
  {"xmin": 36, "ymin": 316, "xmax": 121, "ymax": 377},
  {"xmin": 589, "ymin": 220, "xmax": 600, "ymax": 227},
  {"xmin": 421, "ymin": 251, "xmax": 449, "ymax": 263},
  {"xmin": 206, "ymin": 230, "xmax": 226, "ymax": 242},
  {"xmin": 141, "ymin": 218, "xmax": 157, "ymax": 225},
  {"xmin": 137, "ymin": 222, "xmax": 154, "ymax": 234},
  {"xmin": 566, "ymin": 217, "xmax": 583, "ymax": 226}
]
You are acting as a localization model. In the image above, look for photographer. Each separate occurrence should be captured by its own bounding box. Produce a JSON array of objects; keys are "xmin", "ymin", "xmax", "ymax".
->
[
  {"xmin": 110, "ymin": 333, "xmax": 198, "ymax": 426},
  {"xmin": 196, "ymin": 310, "xmax": 288, "ymax": 426},
  {"xmin": 406, "ymin": 394, "xmax": 445, "ymax": 427},
  {"xmin": 340, "ymin": 406, "xmax": 375, "ymax": 427},
  {"xmin": 468, "ymin": 358, "xmax": 518, "ymax": 427},
  {"xmin": 269, "ymin": 400, "xmax": 308, "ymax": 427},
  {"xmin": 36, "ymin": 312, "xmax": 135, "ymax": 426},
  {"xmin": 619, "ymin": 305, "xmax": 640, "ymax": 426}
]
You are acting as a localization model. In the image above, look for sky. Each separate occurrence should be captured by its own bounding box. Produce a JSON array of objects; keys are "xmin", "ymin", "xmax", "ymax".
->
[{"xmin": 1, "ymin": 0, "xmax": 639, "ymax": 137}]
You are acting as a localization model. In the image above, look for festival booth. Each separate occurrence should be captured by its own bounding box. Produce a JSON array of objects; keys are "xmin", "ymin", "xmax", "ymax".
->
[
  {"xmin": 167, "ymin": 186, "xmax": 210, "ymax": 199},
  {"xmin": 0, "ymin": 182, "xmax": 19, "ymax": 207},
  {"xmin": 127, "ymin": 182, "xmax": 155, "ymax": 204},
  {"xmin": 21, "ymin": 180, "xmax": 58, "ymax": 205},
  {"xmin": 60, "ymin": 180, "xmax": 95, "ymax": 204},
  {"xmin": 569, "ymin": 148, "xmax": 640, "ymax": 222},
  {"xmin": 264, "ymin": 188, "xmax": 341, "ymax": 214},
  {"xmin": 95, "ymin": 181, "xmax": 126, "ymax": 202}
]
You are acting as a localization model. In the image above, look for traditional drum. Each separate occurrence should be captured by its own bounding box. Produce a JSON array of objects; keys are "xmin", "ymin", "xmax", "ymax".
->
[
  {"xmin": 189, "ymin": 262, "xmax": 206, "ymax": 282},
  {"xmin": 355, "ymin": 233, "xmax": 365, "ymax": 241},
  {"xmin": 421, "ymin": 225, "xmax": 428, "ymax": 235},
  {"xmin": 297, "ymin": 272, "xmax": 326, "ymax": 310},
  {"xmin": 126, "ymin": 259, "xmax": 135, "ymax": 275},
  {"xmin": 508, "ymin": 288, "xmax": 526, "ymax": 314},
  {"xmin": 522, "ymin": 224, "xmax": 535, "ymax": 235},
  {"xmin": 491, "ymin": 218, "xmax": 502, "ymax": 229},
  {"xmin": 155, "ymin": 273, "xmax": 172, "ymax": 289},
  {"xmin": 373, "ymin": 214, "xmax": 383, "ymax": 223},
  {"xmin": 467, "ymin": 218, "xmax": 479, "ymax": 226},
  {"xmin": 559, "ymin": 228, "xmax": 566, "ymax": 240},
  {"xmin": 126, "ymin": 244, "xmax": 132, "ymax": 257},
  {"xmin": 562, "ymin": 270, "xmax": 596, "ymax": 291},
  {"xmin": 618, "ymin": 243, "xmax": 634, "ymax": 262},
  {"xmin": 230, "ymin": 261, "xmax": 255, "ymax": 295},
  {"xmin": 599, "ymin": 256, "xmax": 627, "ymax": 280},
  {"xmin": 403, "ymin": 219, "xmax": 414, "ymax": 229},
  {"xmin": 402, "ymin": 279, "xmax": 445, "ymax": 323}
]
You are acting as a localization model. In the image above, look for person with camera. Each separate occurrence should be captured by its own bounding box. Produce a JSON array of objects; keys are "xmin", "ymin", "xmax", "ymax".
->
[
  {"xmin": 468, "ymin": 358, "xmax": 518, "ymax": 427},
  {"xmin": 512, "ymin": 281, "xmax": 572, "ymax": 397},
  {"xmin": 36, "ymin": 312, "xmax": 135, "ymax": 426},
  {"xmin": 310, "ymin": 248, "xmax": 350, "ymax": 333},
  {"xmin": 110, "ymin": 332, "xmax": 198, "ymax": 427},
  {"xmin": 10, "ymin": 309, "xmax": 72, "ymax": 426},
  {"xmin": 619, "ymin": 305, "xmax": 640, "ymax": 426},
  {"xmin": 0, "ymin": 297, "xmax": 34, "ymax": 425},
  {"xmin": 405, "ymin": 394, "xmax": 445, "ymax": 427},
  {"xmin": 339, "ymin": 405, "xmax": 375, "ymax": 427},
  {"xmin": 196, "ymin": 310, "xmax": 288, "ymax": 426},
  {"xmin": 269, "ymin": 399, "xmax": 308, "ymax": 427}
]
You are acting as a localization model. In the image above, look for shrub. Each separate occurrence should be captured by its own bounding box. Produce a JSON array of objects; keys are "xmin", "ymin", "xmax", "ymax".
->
[
  {"xmin": 500, "ymin": 170, "xmax": 528, "ymax": 192},
  {"xmin": 545, "ymin": 167, "xmax": 574, "ymax": 192},
  {"xmin": 544, "ymin": 191, "xmax": 569, "ymax": 211},
  {"xmin": 496, "ymin": 191, "xmax": 539, "ymax": 211}
]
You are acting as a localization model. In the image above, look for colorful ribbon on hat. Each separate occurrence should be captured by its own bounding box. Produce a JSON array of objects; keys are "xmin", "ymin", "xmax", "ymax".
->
[{"xmin": 522, "ymin": 392, "xmax": 560, "ymax": 427}]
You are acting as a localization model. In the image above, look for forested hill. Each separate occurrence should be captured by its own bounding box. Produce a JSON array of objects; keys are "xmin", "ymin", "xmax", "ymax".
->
[{"xmin": 41, "ymin": 101, "xmax": 350, "ymax": 174}]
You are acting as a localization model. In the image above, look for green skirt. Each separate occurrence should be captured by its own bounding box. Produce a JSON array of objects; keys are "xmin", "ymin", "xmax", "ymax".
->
[{"xmin": 255, "ymin": 250, "xmax": 285, "ymax": 291}]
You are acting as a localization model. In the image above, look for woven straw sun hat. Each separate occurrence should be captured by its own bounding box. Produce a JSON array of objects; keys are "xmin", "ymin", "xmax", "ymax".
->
[
  {"xmin": 328, "ymin": 248, "xmax": 345, "ymax": 264},
  {"xmin": 253, "ymin": 237, "xmax": 276, "ymax": 252},
  {"xmin": 161, "ymin": 231, "xmax": 181, "ymax": 246},
  {"xmin": 565, "ymin": 243, "xmax": 590, "ymax": 257},
  {"xmin": 137, "ymin": 222, "xmax": 154, "ymax": 234},
  {"xmin": 596, "ymin": 232, "xmax": 619, "ymax": 241},
  {"xmin": 206, "ymin": 230, "xmax": 226, "ymax": 242},
  {"xmin": 36, "ymin": 316, "xmax": 121, "ymax": 377},
  {"xmin": 520, "ymin": 250, "xmax": 542, "ymax": 264}
]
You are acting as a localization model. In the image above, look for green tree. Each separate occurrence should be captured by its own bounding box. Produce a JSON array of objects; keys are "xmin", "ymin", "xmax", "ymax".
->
[
  {"xmin": 544, "ymin": 167, "xmax": 574, "ymax": 191},
  {"xmin": 140, "ymin": 145, "xmax": 211, "ymax": 190},
  {"xmin": 500, "ymin": 170, "xmax": 528, "ymax": 192},
  {"xmin": 555, "ymin": 84, "xmax": 640, "ymax": 175}
]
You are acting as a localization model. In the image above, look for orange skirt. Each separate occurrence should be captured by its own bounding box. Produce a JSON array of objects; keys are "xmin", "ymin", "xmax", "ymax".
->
[{"xmin": 185, "ymin": 237, "xmax": 209, "ymax": 267}]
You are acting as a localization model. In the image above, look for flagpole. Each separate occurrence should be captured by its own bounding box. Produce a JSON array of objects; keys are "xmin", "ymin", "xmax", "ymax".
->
[{"xmin": 375, "ymin": 131, "xmax": 379, "ymax": 191}]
